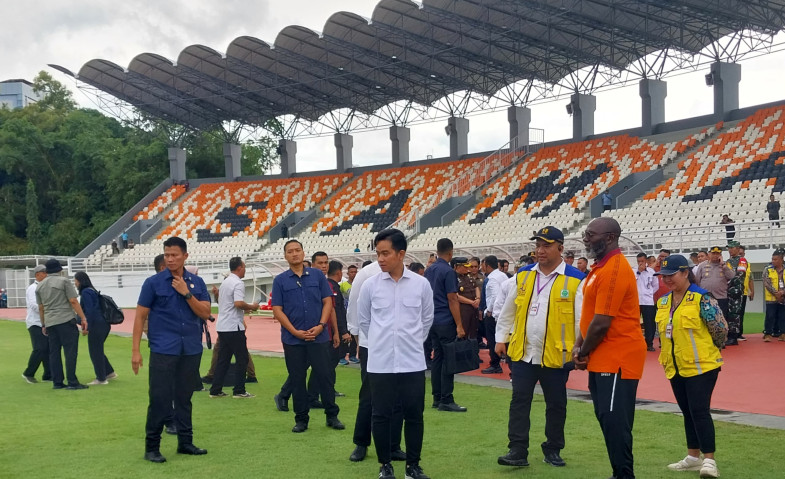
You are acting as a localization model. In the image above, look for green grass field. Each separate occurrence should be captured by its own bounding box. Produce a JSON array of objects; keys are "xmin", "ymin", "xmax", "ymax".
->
[{"xmin": 1, "ymin": 319, "xmax": 781, "ymax": 479}]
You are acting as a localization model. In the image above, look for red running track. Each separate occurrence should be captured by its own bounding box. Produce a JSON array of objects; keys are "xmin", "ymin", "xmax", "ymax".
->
[{"xmin": 3, "ymin": 308, "xmax": 784, "ymax": 417}]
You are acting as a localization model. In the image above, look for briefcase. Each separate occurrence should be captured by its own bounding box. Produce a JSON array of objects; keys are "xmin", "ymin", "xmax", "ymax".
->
[{"xmin": 443, "ymin": 338, "xmax": 480, "ymax": 375}]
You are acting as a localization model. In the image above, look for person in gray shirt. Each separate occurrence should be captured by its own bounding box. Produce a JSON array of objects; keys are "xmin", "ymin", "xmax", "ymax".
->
[
  {"xmin": 694, "ymin": 246, "xmax": 734, "ymax": 322},
  {"xmin": 36, "ymin": 258, "xmax": 88, "ymax": 390}
]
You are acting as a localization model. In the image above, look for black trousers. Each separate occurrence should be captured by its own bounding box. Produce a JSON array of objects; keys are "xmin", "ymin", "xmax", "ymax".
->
[
  {"xmin": 764, "ymin": 302, "xmax": 785, "ymax": 336},
  {"xmin": 739, "ymin": 296, "xmax": 747, "ymax": 335},
  {"xmin": 640, "ymin": 305, "xmax": 657, "ymax": 348},
  {"xmin": 280, "ymin": 342, "xmax": 341, "ymax": 401},
  {"xmin": 210, "ymin": 330, "xmax": 249, "ymax": 395},
  {"xmin": 87, "ymin": 322, "xmax": 114, "ymax": 381},
  {"xmin": 716, "ymin": 298, "xmax": 730, "ymax": 325},
  {"xmin": 24, "ymin": 325, "xmax": 51, "ymax": 380},
  {"xmin": 429, "ymin": 322, "xmax": 457, "ymax": 404},
  {"xmin": 369, "ymin": 371, "xmax": 425, "ymax": 465},
  {"xmin": 588, "ymin": 370, "xmax": 639, "ymax": 479},
  {"xmin": 145, "ymin": 352, "xmax": 201, "ymax": 452},
  {"xmin": 282, "ymin": 341, "xmax": 339, "ymax": 424},
  {"xmin": 47, "ymin": 321, "xmax": 80, "ymax": 387},
  {"xmin": 484, "ymin": 315, "xmax": 501, "ymax": 367},
  {"xmin": 670, "ymin": 369, "xmax": 720, "ymax": 454},
  {"xmin": 508, "ymin": 361, "xmax": 569, "ymax": 455},
  {"xmin": 353, "ymin": 346, "xmax": 403, "ymax": 449}
]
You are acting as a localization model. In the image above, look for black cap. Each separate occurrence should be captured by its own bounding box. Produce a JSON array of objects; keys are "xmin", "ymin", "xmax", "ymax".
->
[
  {"xmin": 654, "ymin": 255, "xmax": 690, "ymax": 276},
  {"xmin": 530, "ymin": 226, "xmax": 564, "ymax": 244},
  {"xmin": 45, "ymin": 258, "xmax": 63, "ymax": 274},
  {"xmin": 450, "ymin": 257, "xmax": 471, "ymax": 268}
]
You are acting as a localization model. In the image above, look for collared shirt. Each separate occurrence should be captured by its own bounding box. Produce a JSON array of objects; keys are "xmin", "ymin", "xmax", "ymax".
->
[
  {"xmin": 634, "ymin": 266, "xmax": 658, "ymax": 306},
  {"xmin": 695, "ymin": 260, "xmax": 734, "ymax": 299},
  {"xmin": 217, "ymin": 273, "xmax": 246, "ymax": 332},
  {"xmin": 358, "ymin": 268, "xmax": 434, "ymax": 373},
  {"xmin": 328, "ymin": 278, "xmax": 349, "ymax": 336},
  {"xmin": 581, "ymin": 248, "xmax": 646, "ymax": 379},
  {"xmin": 492, "ymin": 276, "xmax": 516, "ymax": 320},
  {"xmin": 484, "ymin": 269, "xmax": 509, "ymax": 317},
  {"xmin": 26, "ymin": 281, "xmax": 41, "ymax": 328},
  {"xmin": 137, "ymin": 268, "xmax": 209, "ymax": 356},
  {"xmin": 496, "ymin": 261, "xmax": 583, "ymax": 364},
  {"xmin": 347, "ymin": 262, "xmax": 382, "ymax": 348},
  {"xmin": 271, "ymin": 267, "xmax": 332, "ymax": 345},
  {"xmin": 35, "ymin": 275, "xmax": 78, "ymax": 327},
  {"xmin": 424, "ymin": 258, "xmax": 459, "ymax": 326}
]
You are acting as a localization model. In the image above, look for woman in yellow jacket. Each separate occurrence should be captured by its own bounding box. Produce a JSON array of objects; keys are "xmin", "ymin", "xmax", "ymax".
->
[{"xmin": 654, "ymin": 255, "xmax": 728, "ymax": 479}]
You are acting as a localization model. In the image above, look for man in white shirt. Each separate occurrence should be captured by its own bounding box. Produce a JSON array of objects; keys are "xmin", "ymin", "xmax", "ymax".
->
[
  {"xmin": 22, "ymin": 265, "xmax": 50, "ymax": 383},
  {"xmin": 635, "ymin": 252, "xmax": 658, "ymax": 351},
  {"xmin": 495, "ymin": 226, "xmax": 585, "ymax": 468},
  {"xmin": 346, "ymin": 260, "xmax": 406, "ymax": 463},
  {"xmin": 482, "ymin": 255, "xmax": 509, "ymax": 374},
  {"xmin": 358, "ymin": 229, "xmax": 434, "ymax": 479},
  {"xmin": 209, "ymin": 257, "xmax": 259, "ymax": 399}
]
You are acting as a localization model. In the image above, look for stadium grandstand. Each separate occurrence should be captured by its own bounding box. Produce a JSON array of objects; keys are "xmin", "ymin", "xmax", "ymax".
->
[{"xmin": 1, "ymin": 0, "xmax": 783, "ymax": 311}]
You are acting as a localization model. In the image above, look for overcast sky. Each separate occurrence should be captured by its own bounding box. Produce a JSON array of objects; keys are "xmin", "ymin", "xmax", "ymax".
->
[{"xmin": 5, "ymin": 0, "xmax": 785, "ymax": 172}]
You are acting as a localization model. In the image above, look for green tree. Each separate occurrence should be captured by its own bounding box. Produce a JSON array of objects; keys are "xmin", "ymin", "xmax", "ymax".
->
[
  {"xmin": 32, "ymin": 71, "xmax": 76, "ymax": 112},
  {"xmin": 25, "ymin": 179, "xmax": 41, "ymax": 251}
]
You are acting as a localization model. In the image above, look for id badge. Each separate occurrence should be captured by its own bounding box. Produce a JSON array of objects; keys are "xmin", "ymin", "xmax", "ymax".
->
[
  {"xmin": 529, "ymin": 303, "xmax": 539, "ymax": 317},
  {"xmin": 665, "ymin": 323, "xmax": 673, "ymax": 339}
]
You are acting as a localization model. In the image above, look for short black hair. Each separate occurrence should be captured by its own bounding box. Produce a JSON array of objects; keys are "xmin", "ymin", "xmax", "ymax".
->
[
  {"xmin": 436, "ymin": 238, "xmax": 453, "ymax": 254},
  {"xmin": 578, "ymin": 257, "xmax": 588, "ymax": 262},
  {"xmin": 647, "ymin": 255, "xmax": 656, "ymax": 261},
  {"xmin": 375, "ymin": 228, "xmax": 407, "ymax": 252},
  {"xmin": 283, "ymin": 239, "xmax": 303, "ymax": 252},
  {"xmin": 483, "ymin": 255, "xmax": 499, "ymax": 269},
  {"xmin": 153, "ymin": 254, "xmax": 165, "ymax": 272},
  {"xmin": 689, "ymin": 252, "xmax": 699, "ymax": 258},
  {"xmin": 163, "ymin": 236, "xmax": 187, "ymax": 253},
  {"xmin": 347, "ymin": 264, "xmax": 358, "ymax": 271},
  {"xmin": 362, "ymin": 260, "xmax": 372, "ymax": 268},
  {"xmin": 470, "ymin": 256, "xmax": 480, "ymax": 264},
  {"xmin": 739, "ymin": 246, "xmax": 746, "ymax": 252},
  {"xmin": 328, "ymin": 260, "xmax": 343, "ymax": 276},
  {"xmin": 408, "ymin": 262, "xmax": 425, "ymax": 273},
  {"xmin": 660, "ymin": 248, "xmax": 671, "ymax": 254},
  {"xmin": 773, "ymin": 249, "xmax": 785, "ymax": 259},
  {"xmin": 499, "ymin": 259, "xmax": 509, "ymax": 267},
  {"xmin": 229, "ymin": 256, "xmax": 243, "ymax": 271},
  {"xmin": 636, "ymin": 252, "xmax": 647, "ymax": 259},
  {"xmin": 312, "ymin": 251, "xmax": 328, "ymax": 263},
  {"xmin": 303, "ymin": 260, "xmax": 311, "ymax": 267}
]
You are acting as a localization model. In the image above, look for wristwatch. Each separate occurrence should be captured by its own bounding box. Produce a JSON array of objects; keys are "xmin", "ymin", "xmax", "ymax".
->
[
  {"xmin": 183, "ymin": 292, "xmax": 193, "ymax": 300},
  {"xmin": 319, "ymin": 322, "xmax": 327, "ymax": 328}
]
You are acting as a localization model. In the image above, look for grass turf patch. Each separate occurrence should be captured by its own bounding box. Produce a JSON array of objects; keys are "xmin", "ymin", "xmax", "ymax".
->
[{"xmin": 1, "ymin": 319, "xmax": 781, "ymax": 478}]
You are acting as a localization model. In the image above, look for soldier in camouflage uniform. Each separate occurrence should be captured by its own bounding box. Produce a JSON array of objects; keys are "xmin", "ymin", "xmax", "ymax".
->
[{"xmin": 724, "ymin": 241, "xmax": 748, "ymax": 346}]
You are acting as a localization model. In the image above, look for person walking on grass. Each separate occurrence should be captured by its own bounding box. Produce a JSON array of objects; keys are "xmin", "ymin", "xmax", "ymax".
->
[
  {"xmin": 74, "ymin": 271, "xmax": 116, "ymax": 385},
  {"xmin": 208, "ymin": 257, "xmax": 259, "ymax": 399},
  {"xmin": 358, "ymin": 229, "xmax": 434, "ymax": 479},
  {"xmin": 22, "ymin": 265, "xmax": 50, "ymax": 384},
  {"xmin": 132, "ymin": 237, "xmax": 211, "ymax": 463},
  {"xmin": 654, "ymin": 255, "xmax": 727, "ymax": 479}
]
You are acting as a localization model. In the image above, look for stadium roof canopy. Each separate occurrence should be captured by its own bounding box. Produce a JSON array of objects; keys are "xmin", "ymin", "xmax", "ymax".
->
[{"xmin": 52, "ymin": 0, "xmax": 785, "ymax": 132}]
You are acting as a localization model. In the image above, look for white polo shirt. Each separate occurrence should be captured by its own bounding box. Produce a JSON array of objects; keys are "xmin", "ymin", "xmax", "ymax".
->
[
  {"xmin": 358, "ymin": 268, "xmax": 434, "ymax": 373},
  {"xmin": 26, "ymin": 281, "xmax": 41, "ymax": 328},
  {"xmin": 217, "ymin": 273, "xmax": 246, "ymax": 332}
]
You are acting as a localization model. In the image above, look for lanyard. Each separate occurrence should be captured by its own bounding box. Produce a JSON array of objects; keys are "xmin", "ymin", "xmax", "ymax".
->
[{"xmin": 536, "ymin": 272, "xmax": 556, "ymax": 296}]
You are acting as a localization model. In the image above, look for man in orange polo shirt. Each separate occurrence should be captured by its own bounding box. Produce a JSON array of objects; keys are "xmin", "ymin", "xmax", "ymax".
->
[{"xmin": 573, "ymin": 217, "xmax": 646, "ymax": 479}]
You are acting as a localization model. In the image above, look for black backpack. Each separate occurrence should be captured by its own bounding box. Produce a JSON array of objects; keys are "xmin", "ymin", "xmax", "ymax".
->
[{"xmin": 97, "ymin": 290, "xmax": 125, "ymax": 325}]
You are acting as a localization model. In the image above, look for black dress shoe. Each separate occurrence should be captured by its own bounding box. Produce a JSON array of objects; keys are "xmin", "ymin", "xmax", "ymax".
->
[
  {"xmin": 543, "ymin": 450, "xmax": 566, "ymax": 467},
  {"xmin": 349, "ymin": 445, "xmax": 367, "ymax": 462},
  {"xmin": 725, "ymin": 338, "xmax": 739, "ymax": 346},
  {"xmin": 438, "ymin": 402, "xmax": 467, "ymax": 412},
  {"xmin": 326, "ymin": 416, "xmax": 345, "ymax": 430},
  {"xmin": 66, "ymin": 383, "xmax": 88, "ymax": 390},
  {"xmin": 177, "ymin": 444, "xmax": 207, "ymax": 455},
  {"xmin": 432, "ymin": 401, "xmax": 440, "ymax": 409},
  {"xmin": 390, "ymin": 448, "xmax": 406, "ymax": 461},
  {"xmin": 274, "ymin": 394, "xmax": 289, "ymax": 412},
  {"xmin": 144, "ymin": 451, "xmax": 166, "ymax": 463},
  {"xmin": 292, "ymin": 422, "xmax": 308, "ymax": 433},
  {"xmin": 245, "ymin": 377, "xmax": 258, "ymax": 383},
  {"xmin": 482, "ymin": 366, "xmax": 503, "ymax": 374},
  {"xmin": 53, "ymin": 383, "xmax": 67, "ymax": 390},
  {"xmin": 310, "ymin": 400, "xmax": 324, "ymax": 409},
  {"xmin": 200, "ymin": 376, "xmax": 212, "ymax": 384},
  {"xmin": 498, "ymin": 449, "xmax": 529, "ymax": 467},
  {"xmin": 165, "ymin": 424, "xmax": 177, "ymax": 435}
]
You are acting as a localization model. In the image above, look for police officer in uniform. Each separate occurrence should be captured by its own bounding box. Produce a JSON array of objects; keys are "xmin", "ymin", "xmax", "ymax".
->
[
  {"xmin": 724, "ymin": 241, "xmax": 748, "ymax": 346},
  {"xmin": 454, "ymin": 257, "xmax": 480, "ymax": 339}
]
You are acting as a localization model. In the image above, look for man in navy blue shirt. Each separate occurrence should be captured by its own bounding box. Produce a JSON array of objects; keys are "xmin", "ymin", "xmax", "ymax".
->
[
  {"xmin": 272, "ymin": 239, "xmax": 344, "ymax": 433},
  {"xmin": 132, "ymin": 237, "xmax": 211, "ymax": 463},
  {"xmin": 424, "ymin": 238, "xmax": 467, "ymax": 412}
]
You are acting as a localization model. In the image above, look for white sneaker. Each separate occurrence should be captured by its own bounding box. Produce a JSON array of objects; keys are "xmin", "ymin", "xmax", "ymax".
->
[
  {"xmin": 667, "ymin": 455, "xmax": 702, "ymax": 471},
  {"xmin": 700, "ymin": 458, "xmax": 719, "ymax": 478},
  {"xmin": 106, "ymin": 372, "xmax": 118, "ymax": 380},
  {"xmin": 88, "ymin": 379, "xmax": 109, "ymax": 385}
]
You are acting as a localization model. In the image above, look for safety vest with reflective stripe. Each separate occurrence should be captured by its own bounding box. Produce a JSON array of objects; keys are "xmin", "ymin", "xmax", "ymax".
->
[
  {"xmin": 655, "ymin": 284, "xmax": 723, "ymax": 379},
  {"xmin": 763, "ymin": 265, "xmax": 785, "ymax": 302},
  {"xmin": 507, "ymin": 265, "xmax": 584, "ymax": 367}
]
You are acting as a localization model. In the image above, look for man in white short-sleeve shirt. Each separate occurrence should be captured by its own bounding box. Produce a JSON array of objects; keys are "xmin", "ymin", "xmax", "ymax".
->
[{"xmin": 209, "ymin": 257, "xmax": 259, "ymax": 398}]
